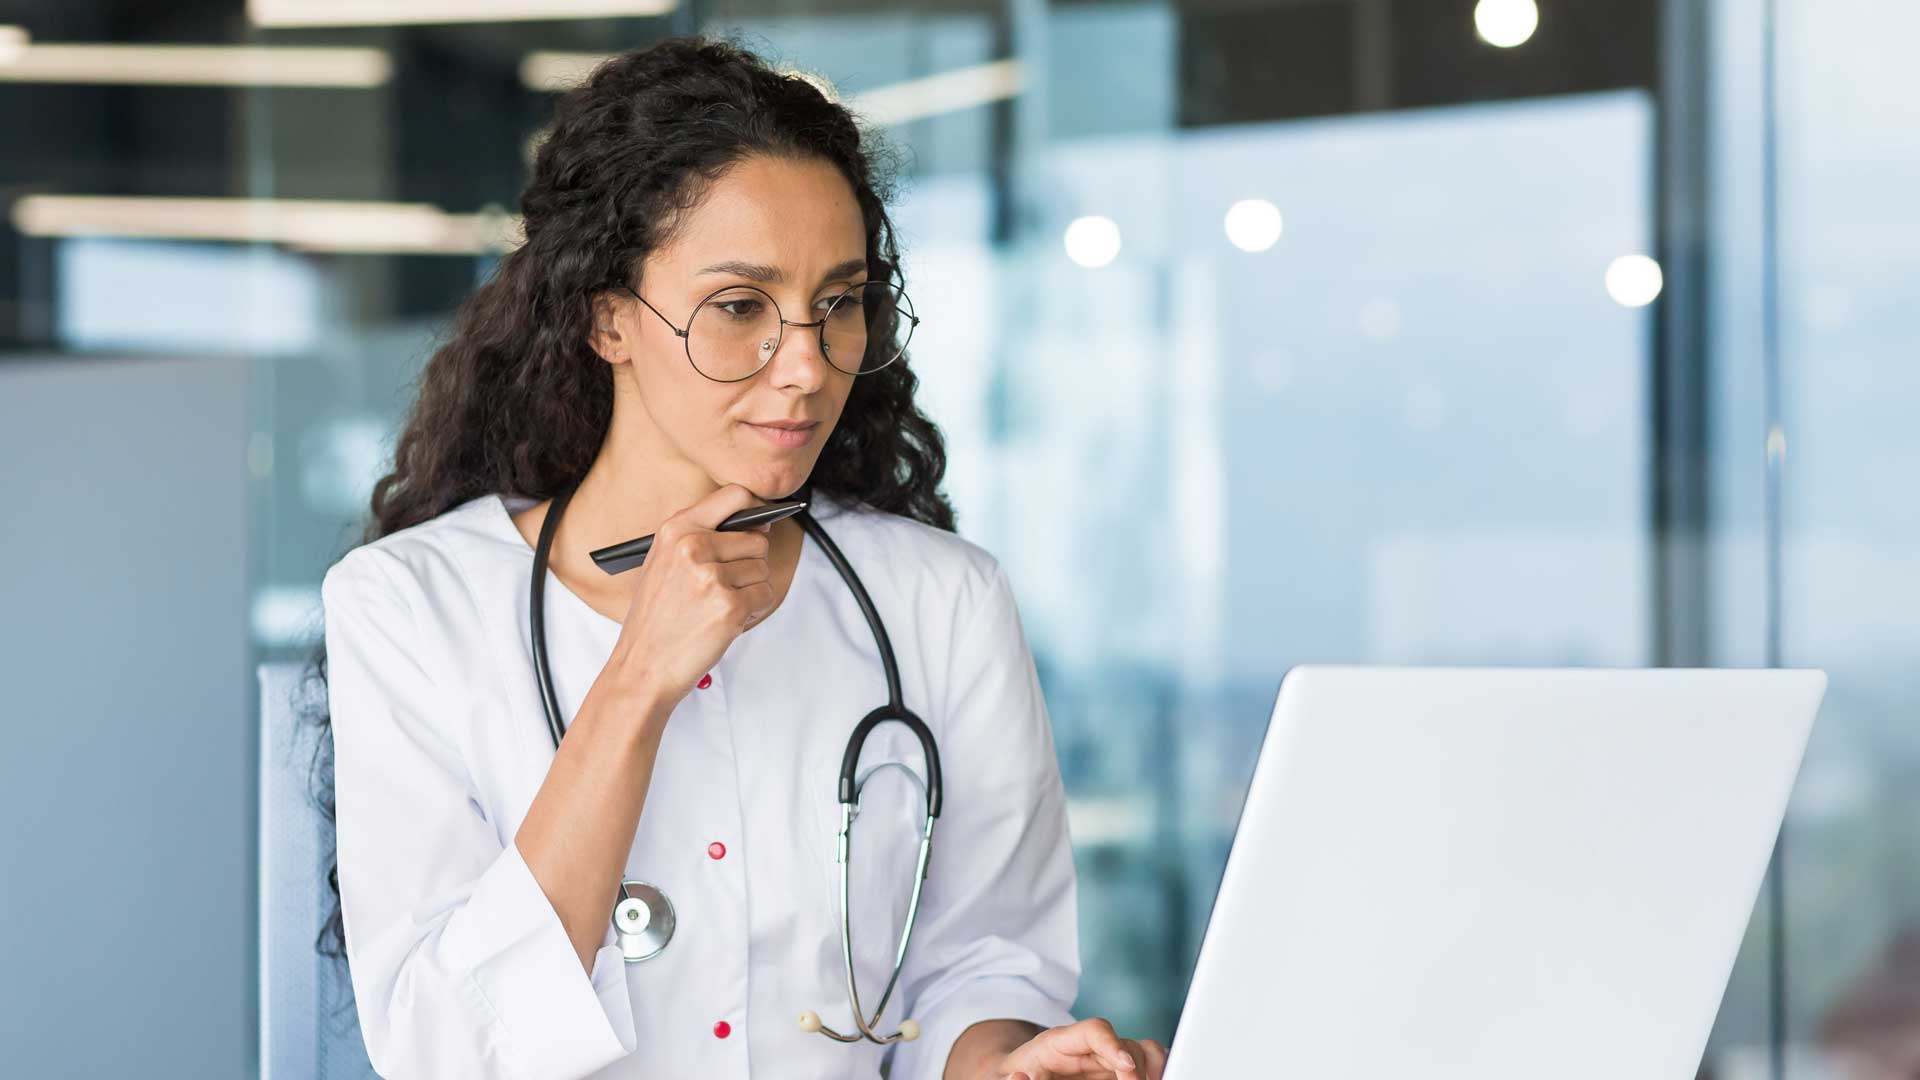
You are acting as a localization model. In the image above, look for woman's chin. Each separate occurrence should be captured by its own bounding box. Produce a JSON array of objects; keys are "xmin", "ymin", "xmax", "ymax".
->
[{"xmin": 727, "ymin": 461, "xmax": 813, "ymax": 500}]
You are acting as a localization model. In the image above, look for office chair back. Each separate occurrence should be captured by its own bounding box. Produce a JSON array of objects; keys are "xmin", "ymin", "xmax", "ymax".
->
[{"xmin": 258, "ymin": 660, "xmax": 378, "ymax": 1080}]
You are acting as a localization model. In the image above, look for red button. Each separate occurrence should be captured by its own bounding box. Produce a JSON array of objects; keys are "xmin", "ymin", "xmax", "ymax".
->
[
  {"xmin": 713, "ymin": 1020, "xmax": 731, "ymax": 1039},
  {"xmin": 708, "ymin": 841, "xmax": 727, "ymax": 860},
  {"xmin": 697, "ymin": 673, "xmax": 712, "ymax": 690}
]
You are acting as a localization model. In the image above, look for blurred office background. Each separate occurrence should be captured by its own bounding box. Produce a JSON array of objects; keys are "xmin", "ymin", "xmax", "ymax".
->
[{"xmin": 1, "ymin": 0, "xmax": 1915, "ymax": 1076}]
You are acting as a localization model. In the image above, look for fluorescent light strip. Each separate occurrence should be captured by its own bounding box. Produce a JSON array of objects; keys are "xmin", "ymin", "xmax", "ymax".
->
[
  {"xmin": 250, "ymin": 0, "xmax": 675, "ymax": 27},
  {"xmin": 846, "ymin": 58, "xmax": 1025, "ymax": 127},
  {"xmin": 520, "ymin": 53, "xmax": 1024, "ymax": 128},
  {"xmin": 519, "ymin": 50, "xmax": 610, "ymax": 92},
  {"xmin": 521, "ymin": 53, "xmax": 839, "ymax": 96},
  {"xmin": 11, "ymin": 195, "xmax": 523, "ymax": 255},
  {"xmin": 0, "ymin": 25, "xmax": 28, "ymax": 64},
  {"xmin": 0, "ymin": 43, "xmax": 391, "ymax": 87}
]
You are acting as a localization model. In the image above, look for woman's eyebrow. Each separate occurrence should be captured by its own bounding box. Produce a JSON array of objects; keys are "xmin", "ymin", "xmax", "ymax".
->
[{"xmin": 696, "ymin": 257, "xmax": 868, "ymax": 284}]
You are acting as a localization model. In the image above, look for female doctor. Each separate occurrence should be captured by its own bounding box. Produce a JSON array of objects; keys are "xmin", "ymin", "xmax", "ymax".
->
[{"xmin": 314, "ymin": 35, "xmax": 1168, "ymax": 1080}]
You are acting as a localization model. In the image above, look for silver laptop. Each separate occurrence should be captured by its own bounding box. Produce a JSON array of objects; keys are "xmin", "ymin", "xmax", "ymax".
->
[{"xmin": 1167, "ymin": 666, "xmax": 1825, "ymax": 1079}]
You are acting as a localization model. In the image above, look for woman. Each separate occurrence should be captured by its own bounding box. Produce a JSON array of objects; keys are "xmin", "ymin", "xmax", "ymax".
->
[{"xmin": 316, "ymin": 35, "xmax": 1168, "ymax": 1080}]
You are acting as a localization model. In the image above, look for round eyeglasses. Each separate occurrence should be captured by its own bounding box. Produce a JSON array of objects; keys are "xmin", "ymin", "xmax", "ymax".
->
[{"xmin": 622, "ymin": 281, "xmax": 919, "ymax": 383}]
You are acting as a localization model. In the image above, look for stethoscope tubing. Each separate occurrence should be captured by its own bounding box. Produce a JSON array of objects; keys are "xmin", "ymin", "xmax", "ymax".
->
[
  {"xmin": 530, "ymin": 482, "xmax": 573, "ymax": 752},
  {"xmin": 523, "ymin": 481, "xmax": 944, "ymax": 1044}
]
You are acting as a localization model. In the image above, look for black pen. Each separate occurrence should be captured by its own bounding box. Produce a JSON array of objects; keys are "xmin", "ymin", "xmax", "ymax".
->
[{"xmin": 588, "ymin": 498, "xmax": 809, "ymax": 575}]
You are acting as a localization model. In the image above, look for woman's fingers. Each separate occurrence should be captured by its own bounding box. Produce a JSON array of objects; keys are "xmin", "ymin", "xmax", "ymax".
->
[
  {"xmin": 1136, "ymin": 1038, "xmax": 1169, "ymax": 1078},
  {"xmin": 713, "ymin": 556, "xmax": 770, "ymax": 588},
  {"xmin": 1113, "ymin": 1039, "xmax": 1166, "ymax": 1079},
  {"xmin": 714, "ymin": 527, "xmax": 775, "ymax": 562},
  {"xmin": 679, "ymin": 527, "xmax": 771, "ymax": 565},
  {"xmin": 737, "ymin": 580, "xmax": 775, "ymax": 625},
  {"xmin": 1002, "ymin": 1024, "xmax": 1170, "ymax": 1080},
  {"xmin": 1039, "ymin": 1018, "xmax": 1136, "ymax": 1073},
  {"xmin": 674, "ymin": 481, "xmax": 763, "ymax": 533},
  {"xmin": 1087, "ymin": 1019, "xmax": 1138, "ymax": 1073}
]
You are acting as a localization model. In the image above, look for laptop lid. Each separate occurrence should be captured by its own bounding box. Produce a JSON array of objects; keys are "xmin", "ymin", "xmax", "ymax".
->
[{"xmin": 1166, "ymin": 666, "xmax": 1825, "ymax": 1079}]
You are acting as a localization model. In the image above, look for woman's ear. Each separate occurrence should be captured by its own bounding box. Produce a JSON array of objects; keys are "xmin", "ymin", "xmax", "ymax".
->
[{"xmin": 586, "ymin": 289, "xmax": 630, "ymax": 366}]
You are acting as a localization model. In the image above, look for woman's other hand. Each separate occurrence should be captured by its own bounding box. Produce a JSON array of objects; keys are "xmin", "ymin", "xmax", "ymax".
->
[{"xmin": 993, "ymin": 1017, "xmax": 1169, "ymax": 1080}]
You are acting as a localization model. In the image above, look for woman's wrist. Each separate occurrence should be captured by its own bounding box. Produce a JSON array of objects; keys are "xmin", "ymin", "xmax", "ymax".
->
[
  {"xmin": 947, "ymin": 1018, "xmax": 1045, "ymax": 1080},
  {"xmin": 586, "ymin": 660, "xmax": 676, "ymax": 742}
]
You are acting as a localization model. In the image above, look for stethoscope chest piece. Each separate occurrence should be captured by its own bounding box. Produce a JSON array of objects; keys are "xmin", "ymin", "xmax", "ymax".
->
[{"xmin": 612, "ymin": 879, "xmax": 675, "ymax": 963}]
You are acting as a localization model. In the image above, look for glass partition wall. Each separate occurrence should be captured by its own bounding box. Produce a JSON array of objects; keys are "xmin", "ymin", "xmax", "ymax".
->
[{"xmin": 240, "ymin": 0, "xmax": 1667, "ymax": 1048}]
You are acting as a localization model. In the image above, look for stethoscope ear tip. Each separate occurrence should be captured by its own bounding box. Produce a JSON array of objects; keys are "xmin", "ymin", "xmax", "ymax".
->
[{"xmin": 795, "ymin": 1010, "xmax": 919, "ymax": 1042}]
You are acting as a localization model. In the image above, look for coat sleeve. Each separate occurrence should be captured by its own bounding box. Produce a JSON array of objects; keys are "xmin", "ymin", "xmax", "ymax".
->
[
  {"xmin": 885, "ymin": 559, "xmax": 1082, "ymax": 1080},
  {"xmin": 322, "ymin": 547, "xmax": 638, "ymax": 1080}
]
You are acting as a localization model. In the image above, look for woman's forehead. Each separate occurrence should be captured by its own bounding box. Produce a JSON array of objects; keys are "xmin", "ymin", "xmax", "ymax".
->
[{"xmin": 656, "ymin": 157, "xmax": 865, "ymax": 276}]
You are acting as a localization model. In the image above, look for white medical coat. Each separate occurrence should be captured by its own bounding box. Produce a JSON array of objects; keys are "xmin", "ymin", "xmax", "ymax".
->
[{"xmin": 320, "ymin": 488, "xmax": 1080, "ymax": 1079}]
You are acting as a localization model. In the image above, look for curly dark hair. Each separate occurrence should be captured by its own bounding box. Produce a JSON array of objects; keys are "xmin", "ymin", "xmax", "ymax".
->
[{"xmin": 298, "ymin": 33, "xmax": 955, "ymax": 969}]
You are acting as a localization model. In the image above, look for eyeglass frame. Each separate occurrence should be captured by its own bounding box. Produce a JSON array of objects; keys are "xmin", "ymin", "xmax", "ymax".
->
[{"xmin": 618, "ymin": 280, "xmax": 919, "ymax": 384}]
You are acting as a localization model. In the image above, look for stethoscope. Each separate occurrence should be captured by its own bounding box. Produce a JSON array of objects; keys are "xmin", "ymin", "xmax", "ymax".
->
[{"xmin": 528, "ymin": 480, "xmax": 943, "ymax": 1045}]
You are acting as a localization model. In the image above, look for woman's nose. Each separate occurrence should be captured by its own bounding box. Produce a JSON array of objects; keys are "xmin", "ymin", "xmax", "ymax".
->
[{"xmin": 765, "ymin": 319, "xmax": 831, "ymax": 390}]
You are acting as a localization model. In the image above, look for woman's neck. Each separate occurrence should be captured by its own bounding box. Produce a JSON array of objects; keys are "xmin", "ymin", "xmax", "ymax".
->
[{"xmin": 566, "ymin": 455, "xmax": 718, "ymax": 552}]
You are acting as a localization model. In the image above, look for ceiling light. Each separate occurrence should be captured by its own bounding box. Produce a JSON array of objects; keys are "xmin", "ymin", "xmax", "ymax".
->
[
  {"xmin": 1223, "ymin": 198, "xmax": 1283, "ymax": 253},
  {"xmin": 250, "ymin": 0, "xmax": 675, "ymax": 28},
  {"xmin": 0, "ymin": 25, "xmax": 29, "ymax": 63},
  {"xmin": 0, "ymin": 43, "xmax": 390, "ymax": 87},
  {"xmin": 12, "ymin": 195, "xmax": 521, "ymax": 256},
  {"xmin": 520, "ymin": 53, "xmax": 1022, "ymax": 130},
  {"xmin": 1063, "ymin": 215, "xmax": 1121, "ymax": 269},
  {"xmin": 1604, "ymin": 254, "xmax": 1663, "ymax": 307},
  {"xmin": 1474, "ymin": 0, "xmax": 1539, "ymax": 48},
  {"xmin": 847, "ymin": 58, "xmax": 1024, "ymax": 127}
]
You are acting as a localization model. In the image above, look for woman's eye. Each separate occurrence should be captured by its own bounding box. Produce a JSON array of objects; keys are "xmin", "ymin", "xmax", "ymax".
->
[
  {"xmin": 822, "ymin": 292, "xmax": 865, "ymax": 317},
  {"xmin": 715, "ymin": 299, "xmax": 764, "ymax": 318}
]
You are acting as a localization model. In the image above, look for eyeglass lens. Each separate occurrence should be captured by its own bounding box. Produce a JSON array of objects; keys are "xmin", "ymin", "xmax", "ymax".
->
[{"xmin": 685, "ymin": 282, "xmax": 914, "ymax": 381}]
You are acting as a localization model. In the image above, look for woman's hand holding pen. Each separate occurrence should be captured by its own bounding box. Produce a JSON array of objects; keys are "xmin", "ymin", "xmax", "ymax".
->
[{"xmin": 604, "ymin": 482, "xmax": 777, "ymax": 708}]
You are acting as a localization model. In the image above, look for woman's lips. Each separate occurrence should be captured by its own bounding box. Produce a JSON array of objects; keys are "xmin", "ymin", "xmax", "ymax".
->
[{"xmin": 744, "ymin": 421, "xmax": 818, "ymax": 448}]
